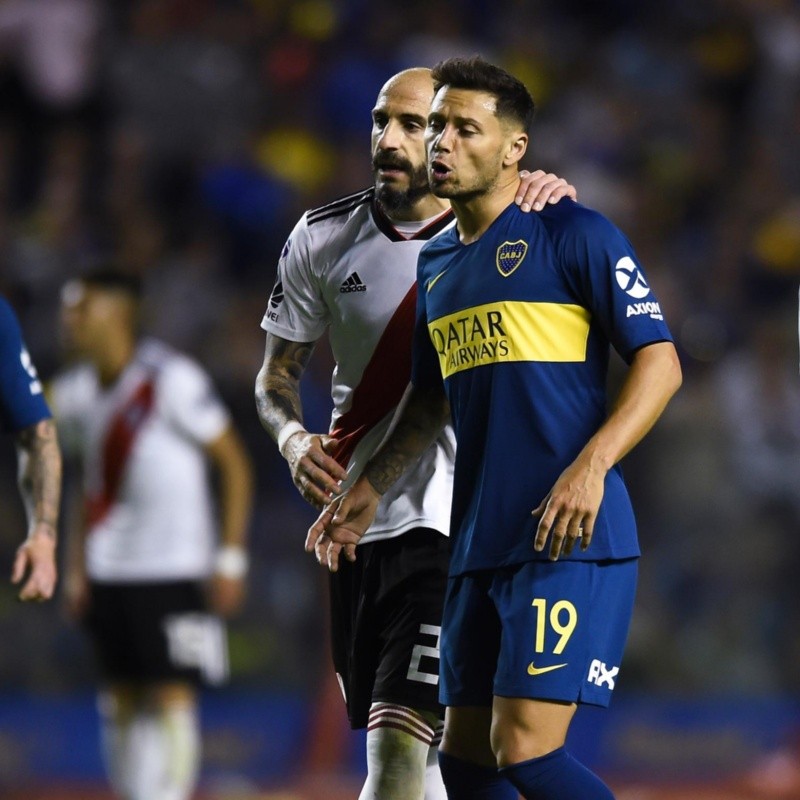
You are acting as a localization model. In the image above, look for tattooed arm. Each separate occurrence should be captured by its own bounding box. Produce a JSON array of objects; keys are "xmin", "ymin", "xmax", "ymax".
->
[
  {"xmin": 363, "ymin": 383, "xmax": 450, "ymax": 494},
  {"xmin": 255, "ymin": 333, "xmax": 347, "ymax": 508},
  {"xmin": 13, "ymin": 417, "xmax": 61, "ymax": 600},
  {"xmin": 305, "ymin": 382, "xmax": 449, "ymax": 570}
]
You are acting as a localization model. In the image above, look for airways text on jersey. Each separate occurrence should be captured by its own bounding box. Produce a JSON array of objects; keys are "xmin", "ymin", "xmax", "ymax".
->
[
  {"xmin": 340, "ymin": 272, "xmax": 367, "ymax": 293},
  {"xmin": 428, "ymin": 300, "xmax": 591, "ymax": 379}
]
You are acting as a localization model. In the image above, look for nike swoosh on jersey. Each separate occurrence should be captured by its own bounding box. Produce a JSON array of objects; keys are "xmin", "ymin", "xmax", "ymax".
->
[
  {"xmin": 426, "ymin": 268, "xmax": 449, "ymax": 293},
  {"xmin": 527, "ymin": 662, "xmax": 568, "ymax": 676}
]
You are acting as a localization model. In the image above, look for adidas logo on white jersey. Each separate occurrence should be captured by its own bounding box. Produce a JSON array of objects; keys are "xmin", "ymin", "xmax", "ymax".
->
[{"xmin": 339, "ymin": 272, "xmax": 367, "ymax": 293}]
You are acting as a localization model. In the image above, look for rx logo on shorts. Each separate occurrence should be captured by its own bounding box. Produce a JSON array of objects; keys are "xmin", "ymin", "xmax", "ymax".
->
[{"xmin": 586, "ymin": 659, "xmax": 619, "ymax": 690}]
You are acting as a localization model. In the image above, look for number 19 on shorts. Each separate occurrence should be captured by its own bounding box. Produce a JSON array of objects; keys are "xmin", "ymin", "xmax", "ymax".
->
[{"xmin": 531, "ymin": 598, "xmax": 577, "ymax": 656}]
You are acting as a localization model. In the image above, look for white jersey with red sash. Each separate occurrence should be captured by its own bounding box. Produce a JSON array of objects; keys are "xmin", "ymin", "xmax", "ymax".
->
[
  {"xmin": 52, "ymin": 339, "xmax": 230, "ymax": 581},
  {"xmin": 261, "ymin": 188, "xmax": 456, "ymax": 545}
]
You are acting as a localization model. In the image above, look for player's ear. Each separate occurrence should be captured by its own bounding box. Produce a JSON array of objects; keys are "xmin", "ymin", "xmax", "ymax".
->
[{"xmin": 503, "ymin": 132, "xmax": 528, "ymax": 168}]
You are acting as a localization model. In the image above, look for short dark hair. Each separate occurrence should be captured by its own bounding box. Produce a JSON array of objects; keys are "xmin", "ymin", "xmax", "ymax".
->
[
  {"xmin": 80, "ymin": 268, "xmax": 143, "ymax": 299},
  {"xmin": 431, "ymin": 56, "xmax": 535, "ymax": 131}
]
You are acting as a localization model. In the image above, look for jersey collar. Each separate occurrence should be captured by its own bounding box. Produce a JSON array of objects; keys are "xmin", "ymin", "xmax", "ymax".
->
[{"xmin": 371, "ymin": 197, "xmax": 455, "ymax": 242}]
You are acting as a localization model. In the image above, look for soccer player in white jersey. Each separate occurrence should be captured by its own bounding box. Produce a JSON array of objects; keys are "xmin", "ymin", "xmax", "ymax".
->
[
  {"xmin": 255, "ymin": 67, "xmax": 575, "ymax": 800},
  {"xmin": 53, "ymin": 270, "xmax": 254, "ymax": 800}
]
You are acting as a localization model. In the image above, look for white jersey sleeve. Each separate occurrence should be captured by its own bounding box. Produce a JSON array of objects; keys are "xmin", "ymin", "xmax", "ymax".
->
[
  {"xmin": 261, "ymin": 215, "xmax": 329, "ymax": 343},
  {"xmin": 159, "ymin": 356, "xmax": 230, "ymax": 445},
  {"xmin": 49, "ymin": 366, "xmax": 93, "ymax": 458}
]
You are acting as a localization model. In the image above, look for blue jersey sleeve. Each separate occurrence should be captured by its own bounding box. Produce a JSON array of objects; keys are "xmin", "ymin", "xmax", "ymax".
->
[
  {"xmin": 410, "ymin": 251, "xmax": 445, "ymax": 390},
  {"xmin": 549, "ymin": 204, "xmax": 673, "ymax": 361},
  {"xmin": 0, "ymin": 297, "xmax": 51, "ymax": 433}
]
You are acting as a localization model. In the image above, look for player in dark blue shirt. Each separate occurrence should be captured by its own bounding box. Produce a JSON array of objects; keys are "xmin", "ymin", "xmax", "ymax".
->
[
  {"xmin": 414, "ymin": 197, "xmax": 672, "ymax": 577},
  {"xmin": 309, "ymin": 57, "xmax": 682, "ymax": 800},
  {"xmin": 0, "ymin": 295, "xmax": 61, "ymax": 601}
]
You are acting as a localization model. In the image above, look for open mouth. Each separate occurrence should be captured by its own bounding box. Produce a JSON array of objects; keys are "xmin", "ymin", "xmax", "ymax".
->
[
  {"xmin": 430, "ymin": 160, "xmax": 452, "ymax": 180},
  {"xmin": 374, "ymin": 159, "xmax": 409, "ymax": 178},
  {"xmin": 376, "ymin": 166, "xmax": 406, "ymax": 178}
]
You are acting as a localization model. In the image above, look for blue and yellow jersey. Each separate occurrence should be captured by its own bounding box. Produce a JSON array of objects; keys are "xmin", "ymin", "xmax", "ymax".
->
[
  {"xmin": 412, "ymin": 200, "xmax": 673, "ymax": 575},
  {"xmin": 0, "ymin": 296, "xmax": 51, "ymax": 434}
]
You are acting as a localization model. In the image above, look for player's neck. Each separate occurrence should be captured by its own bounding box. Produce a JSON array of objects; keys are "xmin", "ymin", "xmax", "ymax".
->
[
  {"xmin": 95, "ymin": 336, "xmax": 136, "ymax": 387},
  {"xmin": 452, "ymin": 174, "xmax": 520, "ymax": 244},
  {"xmin": 380, "ymin": 193, "xmax": 449, "ymax": 223}
]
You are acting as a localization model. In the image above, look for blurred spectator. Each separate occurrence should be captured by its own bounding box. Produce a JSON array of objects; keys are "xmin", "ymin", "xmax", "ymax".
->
[
  {"xmin": 0, "ymin": 0, "xmax": 103, "ymax": 212},
  {"xmin": 715, "ymin": 309, "xmax": 800, "ymax": 514}
]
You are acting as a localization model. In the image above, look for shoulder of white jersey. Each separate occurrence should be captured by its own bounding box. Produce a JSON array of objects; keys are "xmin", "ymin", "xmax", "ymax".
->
[
  {"xmin": 50, "ymin": 361, "xmax": 97, "ymax": 412},
  {"xmin": 305, "ymin": 187, "xmax": 374, "ymax": 227},
  {"xmin": 138, "ymin": 338, "xmax": 214, "ymax": 386},
  {"xmin": 136, "ymin": 337, "xmax": 176, "ymax": 370}
]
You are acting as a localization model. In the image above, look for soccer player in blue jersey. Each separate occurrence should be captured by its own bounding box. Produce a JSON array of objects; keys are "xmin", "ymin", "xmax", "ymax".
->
[
  {"xmin": 256, "ymin": 67, "xmax": 576, "ymax": 800},
  {"xmin": 0, "ymin": 295, "xmax": 61, "ymax": 601},
  {"xmin": 308, "ymin": 56, "xmax": 682, "ymax": 800}
]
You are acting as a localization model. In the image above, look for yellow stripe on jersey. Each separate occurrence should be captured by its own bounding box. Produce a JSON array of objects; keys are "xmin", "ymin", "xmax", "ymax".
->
[{"xmin": 428, "ymin": 301, "xmax": 591, "ymax": 379}]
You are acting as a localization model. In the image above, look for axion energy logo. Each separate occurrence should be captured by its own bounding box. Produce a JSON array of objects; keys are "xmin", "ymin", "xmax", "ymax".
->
[{"xmin": 615, "ymin": 256, "xmax": 650, "ymax": 299}]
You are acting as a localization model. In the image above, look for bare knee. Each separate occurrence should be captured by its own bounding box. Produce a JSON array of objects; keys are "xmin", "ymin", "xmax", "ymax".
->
[{"xmin": 490, "ymin": 697, "xmax": 575, "ymax": 768}]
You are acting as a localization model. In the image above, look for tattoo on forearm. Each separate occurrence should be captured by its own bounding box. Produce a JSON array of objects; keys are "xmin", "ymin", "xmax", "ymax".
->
[
  {"xmin": 255, "ymin": 336, "xmax": 315, "ymax": 440},
  {"xmin": 364, "ymin": 388, "xmax": 449, "ymax": 495},
  {"xmin": 16, "ymin": 419, "xmax": 62, "ymax": 538}
]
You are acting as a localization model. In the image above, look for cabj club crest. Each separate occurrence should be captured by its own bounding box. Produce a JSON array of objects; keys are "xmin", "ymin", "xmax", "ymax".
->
[{"xmin": 496, "ymin": 240, "xmax": 528, "ymax": 277}]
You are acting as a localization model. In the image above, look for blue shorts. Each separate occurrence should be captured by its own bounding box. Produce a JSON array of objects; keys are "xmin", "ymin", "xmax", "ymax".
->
[{"xmin": 440, "ymin": 558, "xmax": 638, "ymax": 708}]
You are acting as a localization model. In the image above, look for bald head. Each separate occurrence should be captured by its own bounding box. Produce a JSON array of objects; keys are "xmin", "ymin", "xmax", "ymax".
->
[
  {"xmin": 377, "ymin": 67, "xmax": 434, "ymax": 105},
  {"xmin": 371, "ymin": 68, "xmax": 442, "ymax": 219}
]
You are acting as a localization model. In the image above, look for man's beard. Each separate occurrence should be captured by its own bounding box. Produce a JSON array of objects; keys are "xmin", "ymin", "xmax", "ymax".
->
[
  {"xmin": 431, "ymin": 173, "xmax": 501, "ymax": 204},
  {"xmin": 373, "ymin": 159, "xmax": 431, "ymax": 213}
]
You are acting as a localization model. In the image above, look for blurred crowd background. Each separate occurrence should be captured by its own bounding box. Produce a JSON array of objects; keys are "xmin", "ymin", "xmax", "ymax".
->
[{"xmin": 0, "ymin": 0, "xmax": 799, "ymax": 790}]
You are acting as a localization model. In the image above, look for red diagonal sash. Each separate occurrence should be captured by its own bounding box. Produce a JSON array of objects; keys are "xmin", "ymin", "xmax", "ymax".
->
[
  {"xmin": 85, "ymin": 378, "xmax": 156, "ymax": 527},
  {"xmin": 328, "ymin": 283, "xmax": 417, "ymax": 468}
]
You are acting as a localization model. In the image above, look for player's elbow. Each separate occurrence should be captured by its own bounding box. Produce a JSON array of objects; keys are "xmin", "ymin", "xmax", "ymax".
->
[
  {"xmin": 210, "ymin": 428, "xmax": 254, "ymax": 490},
  {"xmin": 633, "ymin": 341, "xmax": 682, "ymax": 406},
  {"xmin": 254, "ymin": 363, "xmax": 269, "ymax": 405},
  {"xmin": 651, "ymin": 342, "xmax": 682, "ymax": 409},
  {"xmin": 663, "ymin": 343, "xmax": 683, "ymax": 398}
]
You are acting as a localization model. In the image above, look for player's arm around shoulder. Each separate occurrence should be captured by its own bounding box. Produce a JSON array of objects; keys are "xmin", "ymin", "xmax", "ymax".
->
[
  {"xmin": 255, "ymin": 332, "xmax": 347, "ymax": 508},
  {"xmin": 205, "ymin": 423, "xmax": 254, "ymax": 618},
  {"xmin": 514, "ymin": 169, "xmax": 577, "ymax": 212}
]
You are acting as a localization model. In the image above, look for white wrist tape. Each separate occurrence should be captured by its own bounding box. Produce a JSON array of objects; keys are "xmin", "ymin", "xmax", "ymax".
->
[
  {"xmin": 214, "ymin": 545, "xmax": 249, "ymax": 579},
  {"xmin": 277, "ymin": 420, "xmax": 306, "ymax": 456}
]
